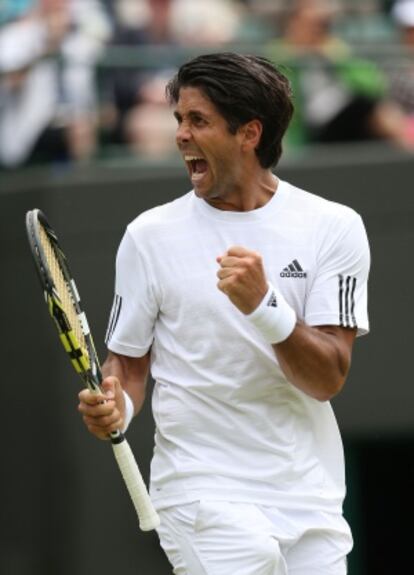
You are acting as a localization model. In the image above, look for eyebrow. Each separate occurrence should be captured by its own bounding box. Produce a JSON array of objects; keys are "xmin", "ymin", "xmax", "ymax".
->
[{"xmin": 173, "ymin": 109, "xmax": 209, "ymax": 121}]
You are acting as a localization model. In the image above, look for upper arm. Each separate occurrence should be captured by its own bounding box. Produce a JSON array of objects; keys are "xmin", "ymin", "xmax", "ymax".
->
[
  {"xmin": 105, "ymin": 228, "xmax": 159, "ymax": 356},
  {"xmin": 306, "ymin": 211, "xmax": 370, "ymax": 336}
]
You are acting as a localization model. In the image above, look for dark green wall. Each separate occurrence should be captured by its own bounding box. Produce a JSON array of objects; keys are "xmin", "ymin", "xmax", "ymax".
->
[{"xmin": 1, "ymin": 144, "xmax": 413, "ymax": 574}]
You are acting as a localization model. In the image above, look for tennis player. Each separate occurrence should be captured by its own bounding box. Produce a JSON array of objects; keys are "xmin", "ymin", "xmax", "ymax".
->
[{"xmin": 78, "ymin": 53, "xmax": 370, "ymax": 574}]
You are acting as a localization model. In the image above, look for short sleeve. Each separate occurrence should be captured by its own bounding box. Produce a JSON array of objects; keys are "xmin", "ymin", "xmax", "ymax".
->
[
  {"xmin": 105, "ymin": 227, "xmax": 159, "ymax": 356},
  {"xmin": 305, "ymin": 211, "xmax": 370, "ymax": 336}
]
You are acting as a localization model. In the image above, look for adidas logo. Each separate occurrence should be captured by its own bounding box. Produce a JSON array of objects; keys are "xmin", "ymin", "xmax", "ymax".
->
[
  {"xmin": 266, "ymin": 291, "xmax": 278, "ymax": 308},
  {"xmin": 280, "ymin": 260, "xmax": 307, "ymax": 278}
]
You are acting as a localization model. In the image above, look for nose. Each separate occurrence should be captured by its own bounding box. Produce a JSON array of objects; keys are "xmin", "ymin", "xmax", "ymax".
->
[{"xmin": 176, "ymin": 122, "xmax": 191, "ymax": 146}]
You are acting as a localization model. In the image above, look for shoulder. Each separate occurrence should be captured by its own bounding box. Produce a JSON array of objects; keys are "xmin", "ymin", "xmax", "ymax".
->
[
  {"xmin": 127, "ymin": 190, "xmax": 194, "ymax": 238},
  {"xmin": 280, "ymin": 181, "xmax": 369, "ymax": 262},
  {"xmin": 283, "ymin": 180, "xmax": 362, "ymax": 227}
]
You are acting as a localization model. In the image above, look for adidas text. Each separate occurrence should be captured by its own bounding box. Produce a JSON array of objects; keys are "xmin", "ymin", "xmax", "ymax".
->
[{"xmin": 280, "ymin": 271, "xmax": 307, "ymax": 278}]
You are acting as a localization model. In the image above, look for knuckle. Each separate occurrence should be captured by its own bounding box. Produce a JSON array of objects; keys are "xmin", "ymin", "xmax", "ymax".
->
[
  {"xmin": 246, "ymin": 255, "xmax": 258, "ymax": 266},
  {"xmin": 233, "ymin": 269, "xmax": 244, "ymax": 281},
  {"xmin": 247, "ymin": 252, "xmax": 261, "ymax": 267},
  {"xmin": 218, "ymin": 283, "xmax": 227, "ymax": 294},
  {"xmin": 101, "ymin": 414, "xmax": 114, "ymax": 427},
  {"xmin": 86, "ymin": 423, "xmax": 96, "ymax": 435}
]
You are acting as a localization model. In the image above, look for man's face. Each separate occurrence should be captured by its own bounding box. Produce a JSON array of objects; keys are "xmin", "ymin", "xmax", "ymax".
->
[{"xmin": 173, "ymin": 86, "xmax": 245, "ymax": 202}]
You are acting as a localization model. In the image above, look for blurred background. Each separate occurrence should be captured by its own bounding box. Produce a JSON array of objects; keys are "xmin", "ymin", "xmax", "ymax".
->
[{"xmin": 1, "ymin": 0, "xmax": 413, "ymax": 573}]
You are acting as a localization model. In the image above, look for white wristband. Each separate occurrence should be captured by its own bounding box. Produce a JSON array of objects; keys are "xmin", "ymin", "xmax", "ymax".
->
[
  {"xmin": 121, "ymin": 389, "xmax": 134, "ymax": 433},
  {"xmin": 246, "ymin": 282, "xmax": 296, "ymax": 344}
]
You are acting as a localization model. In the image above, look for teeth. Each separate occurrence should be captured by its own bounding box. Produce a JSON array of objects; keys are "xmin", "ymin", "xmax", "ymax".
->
[{"xmin": 184, "ymin": 155, "xmax": 203, "ymax": 161}]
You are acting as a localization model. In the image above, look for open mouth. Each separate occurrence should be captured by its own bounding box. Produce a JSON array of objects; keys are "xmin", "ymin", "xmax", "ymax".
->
[{"xmin": 184, "ymin": 155, "xmax": 209, "ymax": 183}]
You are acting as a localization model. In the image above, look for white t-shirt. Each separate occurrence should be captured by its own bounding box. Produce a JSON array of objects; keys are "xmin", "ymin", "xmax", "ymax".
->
[{"xmin": 106, "ymin": 179, "xmax": 370, "ymax": 513}]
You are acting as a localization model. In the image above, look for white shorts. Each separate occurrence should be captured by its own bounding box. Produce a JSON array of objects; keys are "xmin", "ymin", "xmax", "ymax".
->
[{"xmin": 157, "ymin": 500, "xmax": 353, "ymax": 575}]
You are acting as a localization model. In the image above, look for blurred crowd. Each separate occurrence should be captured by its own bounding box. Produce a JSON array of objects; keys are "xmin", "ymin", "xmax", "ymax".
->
[{"xmin": 0, "ymin": 0, "xmax": 414, "ymax": 170}]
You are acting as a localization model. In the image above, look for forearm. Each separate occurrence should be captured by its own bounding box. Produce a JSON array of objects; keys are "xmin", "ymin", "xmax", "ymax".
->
[
  {"xmin": 101, "ymin": 351, "xmax": 149, "ymax": 415},
  {"xmin": 216, "ymin": 247, "xmax": 357, "ymax": 402},
  {"xmin": 273, "ymin": 322, "xmax": 355, "ymax": 402}
]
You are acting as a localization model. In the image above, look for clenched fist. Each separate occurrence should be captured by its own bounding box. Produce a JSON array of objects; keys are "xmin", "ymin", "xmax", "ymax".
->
[
  {"xmin": 216, "ymin": 246, "xmax": 268, "ymax": 314},
  {"xmin": 78, "ymin": 376, "xmax": 126, "ymax": 440}
]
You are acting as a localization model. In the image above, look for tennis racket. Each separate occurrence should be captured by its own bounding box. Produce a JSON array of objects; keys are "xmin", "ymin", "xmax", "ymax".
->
[{"xmin": 25, "ymin": 208, "xmax": 160, "ymax": 532}]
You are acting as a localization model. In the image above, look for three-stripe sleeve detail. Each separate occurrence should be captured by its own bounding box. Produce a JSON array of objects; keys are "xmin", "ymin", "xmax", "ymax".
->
[
  {"xmin": 105, "ymin": 294, "xmax": 123, "ymax": 344},
  {"xmin": 338, "ymin": 275, "xmax": 357, "ymax": 328}
]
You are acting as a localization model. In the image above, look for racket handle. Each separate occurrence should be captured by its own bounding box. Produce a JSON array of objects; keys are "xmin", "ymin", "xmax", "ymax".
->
[{"xmin": 111, "ymin": 437, "xmax": 160, "ymax": 531}]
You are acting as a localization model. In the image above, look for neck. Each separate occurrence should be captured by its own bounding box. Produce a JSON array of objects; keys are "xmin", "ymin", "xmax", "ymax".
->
[{"xmin": 206, "ymin": 171, "xmax": 278, "ymax": 212}]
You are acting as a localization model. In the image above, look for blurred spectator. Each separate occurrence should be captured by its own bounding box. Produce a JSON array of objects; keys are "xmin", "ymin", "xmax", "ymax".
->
[
  {"xmin": 100, "ymin": 0, "xmax": 177, "ymax": 155},
  {"xmin": 0, "ymin": 0, "xmax": 111, "ymax": 169},
  {"xmin": 121, "ymin": 68, "xmax": 178, "ymax": 159},
  {"xmin": 337, "ymin": 0, "xmax": 396, "ymax": 44},
  {"xmin": 389, "ymin": 0, "xmax": 414, "ymax": 139},
  {"xmin": 169, "ymin": 0, "xmax": 243, "ymax": 45},
  {"xmin": 101, "ymin": 0, "xmax": 245, "ymax": 159},
  {"xmin": 267, "ymin": 0, "xmax": 414, "ymax": 151}
]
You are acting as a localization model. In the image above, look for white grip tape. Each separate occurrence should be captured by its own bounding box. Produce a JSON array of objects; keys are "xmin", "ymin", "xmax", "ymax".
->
[
  {"xmin": 246, "ymin": 282, "xmax": 296, "ymax": 344},
  {"xmin": 112, "ymin": 439, "xmax": 160, "ymax": 531}
]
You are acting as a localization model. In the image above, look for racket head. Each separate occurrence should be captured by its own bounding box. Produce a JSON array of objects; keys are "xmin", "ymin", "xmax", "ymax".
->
[{"xmin": 25, "ymin": 209, "xmax": 101, "ymax": 389}]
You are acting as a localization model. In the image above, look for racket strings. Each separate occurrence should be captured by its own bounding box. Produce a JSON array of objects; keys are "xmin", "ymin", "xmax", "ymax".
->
[{"xmin": 39, "ymin": 224, "xmax": 87, "ymax": 353}]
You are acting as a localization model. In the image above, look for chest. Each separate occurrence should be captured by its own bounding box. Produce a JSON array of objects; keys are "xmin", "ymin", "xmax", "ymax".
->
[{"xmin": 149, "ymin": 220, "xmax": 317, "ymax": 320}]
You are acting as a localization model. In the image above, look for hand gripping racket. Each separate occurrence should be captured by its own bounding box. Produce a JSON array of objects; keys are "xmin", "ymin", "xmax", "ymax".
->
[{"xmin": 25, "ymin": 209, "xmax": 160, "ymax": 531}]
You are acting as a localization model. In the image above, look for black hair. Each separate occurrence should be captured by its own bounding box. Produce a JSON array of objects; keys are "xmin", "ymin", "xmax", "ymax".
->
[{"xmin": 166, "ymin": 52, "xmax": 294, "ymax": 168}]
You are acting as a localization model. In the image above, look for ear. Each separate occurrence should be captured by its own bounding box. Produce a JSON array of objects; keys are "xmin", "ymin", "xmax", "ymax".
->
[{"xmin": 240, "ymin": 119, "xmax": 263, "ymax": 152}]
